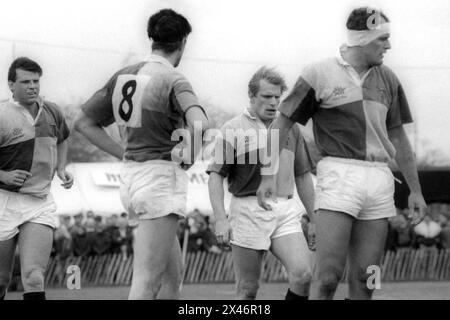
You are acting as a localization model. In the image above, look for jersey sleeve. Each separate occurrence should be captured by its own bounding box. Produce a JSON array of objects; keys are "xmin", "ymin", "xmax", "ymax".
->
[
  {"xmin": 45, "ymin": 102, "xmax": 71, "ymax": 144},
  {"xmin": 293, "ymin": 125, "xmax": 315, "ymax": 177},
  {"xmin": 80, "ymin": 73, "xmax": 118, "ymax": 127},
  {"xmin": 171, "ymin": 74, "xmax": 207, "ymax": 119},
  {"xmin": 278, "ymin": 65, "xmax": 321, "ymax": 125},
  {"xmin": 206, "ymin": 124, "xmax": 235, "ymax": 178},
  {"xmin": 55, "ymin": 107, "xmax": 70, "ymax": 144},
  {"xmin": 386, "ymin": 75, "xmax": 413, "ymax": 130}
]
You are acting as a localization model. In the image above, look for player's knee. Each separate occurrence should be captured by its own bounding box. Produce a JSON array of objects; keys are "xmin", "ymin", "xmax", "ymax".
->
[
  {"xmin": 318, "ymin": 271, "xmax": 341, "ymax": 292},
  {"xmin": 289, "ymin": 267, "xmax": 312, "ymax": 287},
  {"xmin": 22, "ymin": 267, "xmax": 45, "ymax": 290},
  {"xmin": 237, "ymin": 279, "xmax": 259, "ymax": 300}
]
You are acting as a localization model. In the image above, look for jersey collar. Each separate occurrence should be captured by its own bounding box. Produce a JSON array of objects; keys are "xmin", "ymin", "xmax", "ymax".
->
[
  {"xmin": 9, "ymin": 96, "xmax": 44, "ymax": 124},
  {"xmin": 243, "ymin": 108, "xmax": 273, "ymax": 129},
  {"xmin": 148, "ymin": 54, "xmax": 174, "ymax": 69}
]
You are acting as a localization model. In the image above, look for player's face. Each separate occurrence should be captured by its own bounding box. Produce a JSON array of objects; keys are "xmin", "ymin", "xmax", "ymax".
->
[
  {"xmin": 9, "ymin": 69, "xmax": 40, "ymax": 107},
  {"xmin": 250, "ymin": 79, "xmax": 282, "ymax": 123},
  {"xmin": 363, "ymin": 33, "xmax": 391, "ymax": 67}
]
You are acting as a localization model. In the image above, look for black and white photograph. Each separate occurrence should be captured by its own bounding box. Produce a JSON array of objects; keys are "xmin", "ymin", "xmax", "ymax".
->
[{"xmin": 0, "ymin": 0, "xmax": 449, "ymax": 305}]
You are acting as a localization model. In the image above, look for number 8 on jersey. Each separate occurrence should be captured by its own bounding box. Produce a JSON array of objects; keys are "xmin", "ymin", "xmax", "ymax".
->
[{"xmin": 112, "ymin": 74, "xmax": 152, "ymax": 128}]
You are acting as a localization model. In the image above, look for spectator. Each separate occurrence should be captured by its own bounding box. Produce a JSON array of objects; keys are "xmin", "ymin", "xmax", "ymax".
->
[
  {"xmin": 53, "ymin": 215, "xmax": 73, "ymax": 283},
  {"xmin": 110, "ymin": 216, "xmax": 133, "ymax": 260},
  {"xmin": 187, "ymin": 212, "xmax": 221, "ymax": 253},
  {"xmin": 440, "ymin": 216, "xmax": 450, "ymax": 249},
  {"xmin": 70, "ymin": 213, "xmax": 92, "ymax": 257},
  {"xmin": 91, "ymin": 216, "xmax": 112, "ymax": 255},
  {"xmin": 393, "ymin": 214, "xmax": 415, "ymax": 250},
  {"xmin": 54, "ymin": 215, "xmax": 73, "ymax": 258},
  {"xmin": 414, "ymin": 215, "xmax": 442, "ymax": 249}
]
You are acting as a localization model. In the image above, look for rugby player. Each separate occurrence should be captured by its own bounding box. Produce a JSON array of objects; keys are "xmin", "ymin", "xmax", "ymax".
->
[
  {"xmin": 207, "ymin": 67, "xmax": 315, "ymax": 300},
  {"xmin": 0, "ymin": 57, "xmax": 73, "ymax": 300},
  {"xmin": 257, "ymin": 7, "xmax": 427, "ymax": 300},
  {"xmin": 75, "ymin": 9, "xmax": 209, "ymax": 299}
]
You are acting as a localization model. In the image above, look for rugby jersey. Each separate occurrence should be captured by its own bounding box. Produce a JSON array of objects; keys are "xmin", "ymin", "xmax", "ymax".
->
[
  {"xmin": 206, "ymin": 109, "xmax": 314, "ymax": 197},
  {"xmin": 0, "ymin": 98, "xmax": 70, "ymax": 198},
  {"xmin": 279, "ymin": 46, "xmax": 413, "ymax": 163},
  {"xmin": 81, "ymin": 55, "xmax": 204, "ymax": 163}
]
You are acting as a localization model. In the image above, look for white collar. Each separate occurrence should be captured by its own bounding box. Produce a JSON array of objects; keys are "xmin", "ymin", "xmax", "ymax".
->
[
  {"xmin": 243, "ymin": 108, "xmax": 275, "ymax": 128},
  {"xmin": 9, "ymin": 96, "xmax": 44, "ymax": 124},
  {"xmin": 336, "ymin": 45, "xmax": 351, "ymax": 67},
  {"xmin": 9, "ymin": 96, "xmax": 44, "ymax": 109}
]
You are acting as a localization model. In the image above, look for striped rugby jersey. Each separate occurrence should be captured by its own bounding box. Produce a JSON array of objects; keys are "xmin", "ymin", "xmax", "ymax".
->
[
  {"xmin": 206, "ymin": 109, "xmax": 314, "ymax": 197},
  {"xmin": 279, "ymin": 47, "xmax": 413, "ymax": 163},
  {"xmin": 81, "ymin": 55, "xmax": 203, "ymax": 164},
  {"xmin": 0, "ymin": 98, "xmax": 70, "ymax": 198}
]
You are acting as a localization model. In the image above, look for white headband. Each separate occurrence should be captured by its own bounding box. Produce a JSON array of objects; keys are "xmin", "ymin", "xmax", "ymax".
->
[{"xmin": 346, "ymin": 23, "xmax": 390, "ymax": 47}]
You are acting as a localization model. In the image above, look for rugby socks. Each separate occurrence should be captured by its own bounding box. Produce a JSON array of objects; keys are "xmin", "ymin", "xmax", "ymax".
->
[
  {"xmin": 23, "ymin": 291, "xmax": 46, "ymax": 300},
  {"xmin": 285, "ymin": 289, "xmax": 308, "ymax": 300}
]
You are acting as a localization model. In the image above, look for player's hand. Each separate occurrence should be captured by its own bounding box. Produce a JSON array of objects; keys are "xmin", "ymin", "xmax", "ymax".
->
[
  {"xmin": 408, "ymin": 192, "xmax": 427, "ymax": 226},
  {"xmin": 301, "ymin": 216, "xmax": 316, "ymax": 251},
  {"xmin": 0, "ymin": 170, "xmax": 32, "ymax": 186},
  {"xmin": 256, "ymin": 175, "xmax": 277, "ymax": 211},
  {"xmin": 57, "ymin": 170, "xmax": 74, "ymax": 189},
  {"xmin": 307, "ymin": 221, "xmax": 316, "ymax": 251},
  {"xmin": 214, "ymin": 217, "xmax": 233, "ymax": 248}
]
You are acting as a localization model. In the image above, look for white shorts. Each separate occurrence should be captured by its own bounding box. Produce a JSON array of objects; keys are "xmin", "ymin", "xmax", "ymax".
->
[
  {"xmin": 315, "ymin": 157, "xmax": 396, "ymax": 220},
  {"xmin": 120, "ymin": 160, "xmax": 188, "ymax": 221},
  {"xmin": 0, "ymin": 189, "xmax": 57, "ymax": 241},
  {"xmin": 229, "ymin": 196, "xmax": 305, "ymax": 251}
]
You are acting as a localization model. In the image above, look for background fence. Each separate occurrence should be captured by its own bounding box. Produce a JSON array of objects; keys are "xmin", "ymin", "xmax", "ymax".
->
[{"xmin": 44, "ymin": 248, "xmax": 450, "ymax": 287}]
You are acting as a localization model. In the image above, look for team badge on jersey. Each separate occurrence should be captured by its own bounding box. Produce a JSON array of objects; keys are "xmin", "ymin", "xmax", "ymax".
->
[{"xmin": 112, "ymin": 74, "xmax": 152, "ymax": 128}]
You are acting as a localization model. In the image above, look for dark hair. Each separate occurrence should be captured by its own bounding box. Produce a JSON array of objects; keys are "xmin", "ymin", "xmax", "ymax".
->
[
  {"xmin": 147, "ymin": 9, "xmax": 192, "ymax": 53},
  {"xmin": 8, "ymin": 57, "xmax": 43, "ymax": 82},
  {"xmin": 248, "ymin": 66, "xmax": 288, "ymax": 97},
  {"xmin": 346, "ymin": 7, "xmax": 390, "ymax": 31}
]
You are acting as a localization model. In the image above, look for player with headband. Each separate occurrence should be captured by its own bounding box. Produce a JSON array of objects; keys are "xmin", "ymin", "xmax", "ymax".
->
[{"xmin": 257, "ymin": 7, "xmax": 426, "ymax": 300}]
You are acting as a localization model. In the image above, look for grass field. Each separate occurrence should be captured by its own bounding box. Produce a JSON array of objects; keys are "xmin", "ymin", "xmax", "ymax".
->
[{"xmin": 5, "ymin": 281, "xmax": 450, "ymax": 300}]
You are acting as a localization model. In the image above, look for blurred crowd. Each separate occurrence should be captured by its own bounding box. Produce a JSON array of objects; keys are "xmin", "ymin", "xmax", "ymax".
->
[
  {"xmin": 385, "ymin": 209, "xmax": 450, "ymax": 251},
  {"xmin": 52, "ymin": 209, "xmax": 223, "ymax": 260},
  {"xmin": 53, "ymin": 211, "xmax": 135, "ymax": 260},
  {"xmin": 52, "ymin": 207, "xmax": 450, "ymax": 259}
]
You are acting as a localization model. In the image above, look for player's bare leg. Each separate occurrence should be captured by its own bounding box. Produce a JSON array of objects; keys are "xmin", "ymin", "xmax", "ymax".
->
[
  {"xmin": 18, "ymin": 222, "xmax": 53, "ymax": 299},
  {"xmin": 270, "ymin": 232, "xmax": 313, "ymax": 299},
  {"xmin": 231, "ymin": 245, "xmax": 264, "ymax": 300},
  {"xmin": 347, "ymin": 218, "xmax": 388, "ymax": 300},
  {"xmin": 310, "ymin": 210, "xmax": 353, "ymax": 300},
  {"xmin": 0, "ymin": 237, "xmax": 18, "ymax": 299},
  {"xmin": 157, "ymin": 235, "xmax": 183, "ymax": 300},
  {"xmin": 128, "ymin": 214, "xmax": 179, "ymax": 300}
]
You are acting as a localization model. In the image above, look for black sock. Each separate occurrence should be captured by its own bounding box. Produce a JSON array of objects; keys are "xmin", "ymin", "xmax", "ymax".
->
[
  {"xmin": 345, "ymin": 298, "xmax": 351, "ymax": 300},
  {"xmin": 285, "ymin": 289, "xmax": 308, "ymax": 300},
  {"xmin": 0, "ymin": 293, "xmax": 5, "ymax": 300},
  {"xmin": 23, "ymin": 291, "xmax": 46, "ymax": 300}
]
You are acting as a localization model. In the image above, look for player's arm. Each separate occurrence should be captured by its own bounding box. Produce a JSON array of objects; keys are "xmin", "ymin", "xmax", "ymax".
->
[
  {"xmin": 257, "ymin": 113, "xmax": 295, "ymax": 209},
  {"xmin": 257, "ymin": 67, "xmax": 319, "ymax": 210},
  {"xmin": 295, "ymin": 172, "xmax": 315, "ymax": 222},
  {"xmin": 184, "ymin": 106, "xmax": 210, "ymax": 163},
  {"xmin": 388, "ymin": 125, "xmax": 426, "ymax": 225},
  {"xmin": 208, "ymin": 172, "xmax": 232, "ymax": 246},
  {"xmin": 295, "ymin": 171, "xmax": 316, "ymax": 251},
  {"xmin": 56, "ymin": 140, "xmax": 74, "ymax": 189},
  {"xmin": 74, "ymin": 110, "xmax": 124, "ymax": 160}
]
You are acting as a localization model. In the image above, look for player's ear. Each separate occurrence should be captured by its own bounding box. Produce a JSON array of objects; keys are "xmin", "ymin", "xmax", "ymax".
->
[{"xmin": 8, "ymin": 80, "xmax": 15, "ymax": 93}]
